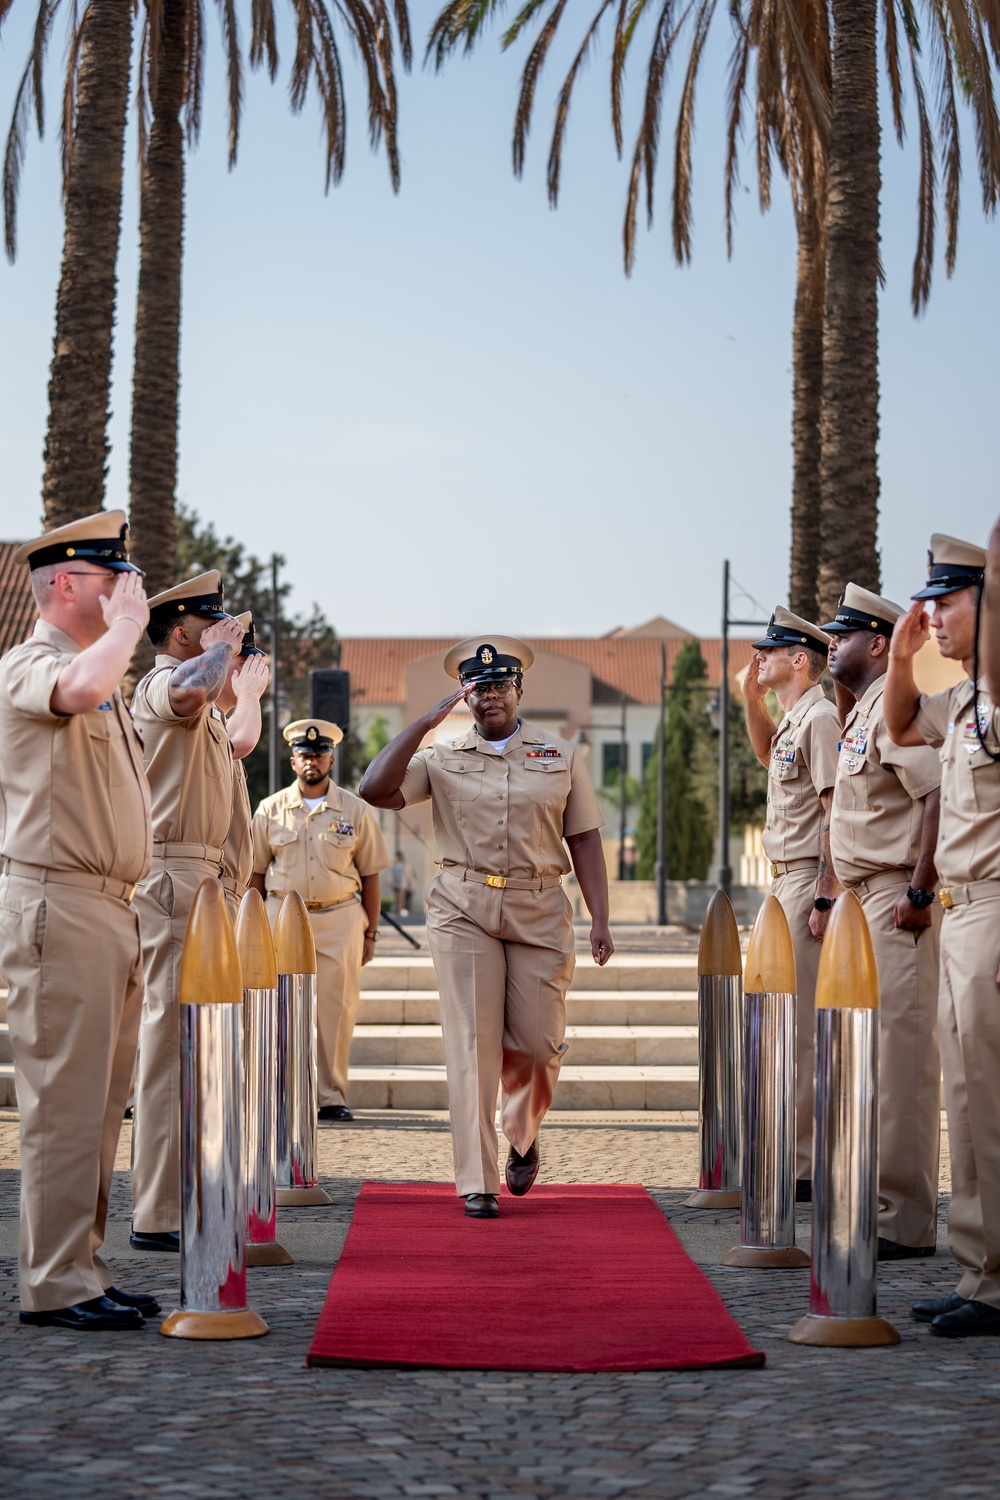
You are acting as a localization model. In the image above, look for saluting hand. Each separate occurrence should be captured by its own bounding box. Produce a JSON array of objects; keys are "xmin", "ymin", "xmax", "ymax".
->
[
  {"xmin": 744, "ymin": 654, "xmax": 767, "ymax": 700},
  {"xmin": 889, "ymin": 602, "xmax": 930, "ymax": 662},
  {"xmin": 989, "ymin": 514, "xmax": 1000, "ymax": 577},
  {"xmin": 421, "ymin": 686, "xmax": 474, "ymax": 731},
  {"xmin": 200, "ymin": 616, "xmax": 245, "ymax": 655},
  {"xmin": 100, "ymin": 571, "xmax": 150, "ymax": 632},
  {"xmin": 231, "ymin": 654, "xmax": 270, "ymax": 701}
]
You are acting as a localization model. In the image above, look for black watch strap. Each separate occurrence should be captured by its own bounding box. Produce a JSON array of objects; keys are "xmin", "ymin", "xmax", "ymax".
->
[
  {"xmin": 906, "ymin": 887, "xmax": 935, "ymax": 909},
  {"xmin": 813, "ymin": 897, "xmax": 834, "ymax": 913}
]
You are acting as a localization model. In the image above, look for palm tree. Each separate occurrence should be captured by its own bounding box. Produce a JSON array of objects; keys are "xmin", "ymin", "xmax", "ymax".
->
[
  {"xmin": 2, "ymin": 0, "xmax": 134, "ymax": 529},
  {"xmin": 128, "ymin": 0, "xmax": 412, "ymax": 597}
]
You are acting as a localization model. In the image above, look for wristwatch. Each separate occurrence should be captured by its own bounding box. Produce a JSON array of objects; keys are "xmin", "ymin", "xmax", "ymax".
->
[
  {"xmin": 812, "ymin": 897, "xmax": 834, "ymax": 913},
  {"xmin": 364, "ymin": 929, "xmax": 380, "ymax": 941},
  {"xmin": 906, "ymin": 887, "xmax": 935, "ymax": 909}
]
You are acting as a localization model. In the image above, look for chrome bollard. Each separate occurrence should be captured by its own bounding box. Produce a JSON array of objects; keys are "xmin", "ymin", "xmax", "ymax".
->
[
  {"xmin": 236, "ymin": 889, "xmax": 293, "ymax": 1267},
  {"xmin": 274, "ymin": 891, "xmax": 330, "ymax": 1207},
  {"xmin": 160, "ymin": 879, "xmax": 269, "ymax": 1341},
  {"xmin": 686, "ymin": 889, "xmax": 743, "ymax": 1209},
  {"xmin": 789, "ymin": 892, "xmax": 900, "ymax": 1347},
  {"xmin": 723, "ymin": 894, "xmax": 809, "ymax": 1270}
]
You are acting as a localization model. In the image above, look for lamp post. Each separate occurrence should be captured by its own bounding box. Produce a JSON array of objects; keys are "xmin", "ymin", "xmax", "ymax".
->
[
  {"xmin": 719, "ymin": 560, "xmax": 769, "ymax": 899},
  {"xmin": 654, "ymin": 641, "xmax": 668, "ymax": 925},
  {"xmin": 617, "ymin": 693, "xmax": 628, "ymax": 882},
  {"xmin": 268, "ymin": 555, "xmax": 281, "ymax": 796}
]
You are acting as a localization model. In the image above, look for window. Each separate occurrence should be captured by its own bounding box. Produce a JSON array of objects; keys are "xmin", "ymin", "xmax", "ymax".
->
[
  {"xmin": 641, "ymin": 742, "xmax": 655, "ymax": 777},
  {"xmin": 602, "ymin": 743, "xmax": 627, "ymax": 784}
]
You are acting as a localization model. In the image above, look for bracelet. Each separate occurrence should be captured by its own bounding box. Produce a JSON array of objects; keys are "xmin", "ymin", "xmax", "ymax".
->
[{"xmin": 112, "ymin": 616, "xmax": 145, "ymax": 631}]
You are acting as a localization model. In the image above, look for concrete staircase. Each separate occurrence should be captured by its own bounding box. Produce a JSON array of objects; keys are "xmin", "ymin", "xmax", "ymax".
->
[
  {"xmin": 349, "ymin": 951, "xmax": 700, "ymax": 1110},
  {"xmin": 0, "ymin": 943, "xmax": 704, "ymax": 1113}
]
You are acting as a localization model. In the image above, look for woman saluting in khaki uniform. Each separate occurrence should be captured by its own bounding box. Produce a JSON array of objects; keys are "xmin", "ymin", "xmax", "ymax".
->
[{"xmin": 361, "ymin": 637, "xmax": 613, "ymax": 1219}]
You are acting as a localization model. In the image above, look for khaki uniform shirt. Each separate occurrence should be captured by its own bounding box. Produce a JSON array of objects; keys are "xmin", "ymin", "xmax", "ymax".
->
[
  {"xmin": 223, "ymin": 760, "xmax": 254, "ymax": 890},
  {"xmin": 831, "ymin": 677, "xmax": 940, "ymax": 886},
  {"xmin": 252, "ymin": 782, "xmax": 390, "ymax": 904},
  {"xmin": 762, "ymin": 684, "xmax": 840, "ymax": 863},
  {"xmin": 0, "ymin": 620, "xmax": 151, "ymax": 883},
  {"xmin": 915, "ymin": 679, "xmax": 1000, "ymax": 886},
  {"xmin": 398, "ymin": 720, "xmax": 604, "ymax": 880},
  {"xmin": 131, "ymin": 655, "xmax": 234, "ymax": 849}
]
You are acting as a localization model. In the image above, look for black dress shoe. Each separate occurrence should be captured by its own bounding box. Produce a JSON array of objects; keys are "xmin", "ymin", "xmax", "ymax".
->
[
  {"xmin": 318, "ymin": 1105, "xmax": 353, "ymax": 1121},
  {"xmin": 930, "ymin": 1299, "xmax": 1000, "ymax": 1338},
  {"xmin": 129, "ymin": 1229, "xmax": 180, "ymax": 1252},
  {"xmin": 505, "ymin": 1141, "xmax": 540, "ymax": 1197},
  {"xmin": 463, "ymin": 1193, "xmax": 499, "ymax": 1219},
  {"xmin": 19, "ymin": 1296, "xmax": 145, "ymax": 1331},
  {"xmin": 105, "ymin": 1285, "xmax": 161, "ymax": 1315},
  {"xmin": 878, "ymin": 1237, "xmax": 936, "ymax": 1261},
  {"xmin": 913, "ymin": 1292, "xmax": 967, "ymax": 1323},
  {"xmin": 795, "ymin": 1179, "xmax": 812, "ymax": 1203}
]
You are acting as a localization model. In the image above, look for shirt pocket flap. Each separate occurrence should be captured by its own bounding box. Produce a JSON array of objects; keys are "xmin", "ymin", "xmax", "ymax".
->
[
  {"xmin": 439, "ymin": 758, "xmax": 484, "ymax": 773},
  {"xmin": 774, "ymin": 760, "xmax": 800, "ymax": 780},
  {"xmin": 269, "ymin": 827, "xmax": 299, "ymax": 848}
]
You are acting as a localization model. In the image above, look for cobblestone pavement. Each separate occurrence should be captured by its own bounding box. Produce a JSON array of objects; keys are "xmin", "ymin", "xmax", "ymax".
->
[{"xmin": 1, "ymin": 1105, "xmax": 995, "ymax": 1499}]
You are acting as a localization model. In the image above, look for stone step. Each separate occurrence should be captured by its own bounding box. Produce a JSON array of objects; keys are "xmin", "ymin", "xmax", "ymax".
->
[
  {"xmin": 350, "ymin": 1024, "xmax": 698, "ymax": 1068},
  {"xmin": 361, "ymin": 955, "xmax": 700, "ymax": 992},
  {"xmin": 0, "ymin": 1023, "xmax": 10, "ymax": 1066},
  {"xmin": 0, "ymin": 1064, "xmax": 15, "ymax": 1108},
  {"xmin": 347, "ymin": 1064, "xmax": 697, "ymax": 1111},
  {"xmin": 356, "ymin": 989, "xmax": 699, "ymax": 1026}
]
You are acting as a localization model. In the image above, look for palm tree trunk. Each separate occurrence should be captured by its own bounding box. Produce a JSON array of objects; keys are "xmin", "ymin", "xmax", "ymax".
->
[
  {"xmin": 789, "ymin": 216, "xmax": 825, "ymax": 622},
  {"xmin": 41, "ymin": 0, "xmax": 132, "ymax": 529},
  {"xmin": 816, "ymin": 0, "xmax": 881, "ymax": 620},
  {"xmin": 128, "ymin": 0, "xmax": 187, "ymax": 599}
]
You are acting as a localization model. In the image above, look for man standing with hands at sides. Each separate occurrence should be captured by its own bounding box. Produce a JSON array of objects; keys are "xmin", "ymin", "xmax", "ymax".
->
[
  {"xmin": 251, "ymin": 719, "xmax": 390, "ymax": 1121},
  {"xmin": 824, "ymin": 584, "xmax": 942, "ymax": 1261},
  {"xmin": 129, "ymin": 572, "xmax": 250, "ymax": 1253},
  {"xmin": 885, "ymin": 533, "xmax": 1000, "ymax": 1338},
  {"xmin": 1, "ymin": 512, "xmax": 159, "ymax": 1330},
  {"xmin": 219, "ymin": 613, "xmax": 270, "ymax": 919},
  {"xmin": 360, "ymin": 638, "xmax": 612, "ymax": 1220},
  {"xmin": 743, "ymin": 608, "xmax": 840, "ymax": 1200}
]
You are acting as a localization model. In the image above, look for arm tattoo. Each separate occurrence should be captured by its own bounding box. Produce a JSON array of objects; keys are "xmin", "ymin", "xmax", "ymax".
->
[{"xmin": 170, "ymin": 643, "xmax": 232, "ymax": 701}]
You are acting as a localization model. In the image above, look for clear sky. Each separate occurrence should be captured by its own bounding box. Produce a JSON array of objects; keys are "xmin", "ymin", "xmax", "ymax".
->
[{"xmin": 2, "ymin": 5, "xmax": 997, "ymax": 639}]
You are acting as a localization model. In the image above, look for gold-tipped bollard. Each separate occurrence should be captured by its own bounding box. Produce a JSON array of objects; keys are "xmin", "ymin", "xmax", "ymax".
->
[
  {"xmin": 686, "ymin": 890, "xmax": 743, "ymax": 1209},
  {"xmin": 788, "ymin": 892, "xmax": 900, "ymax": 1347},
  {"xmin": 160, "ymin": 879, "xmax": 269, "ymax": 1340},
  {"xmin": 274, "ymin": 891, "xmax": 330, "ymax": 1207},
  {"xmin": 723, "ymin": 895, "xmax": 809, "ymax": 1269},
  {"xmin": 236, "ymin": 889, "xmax": 293, "ymax": 1267}
]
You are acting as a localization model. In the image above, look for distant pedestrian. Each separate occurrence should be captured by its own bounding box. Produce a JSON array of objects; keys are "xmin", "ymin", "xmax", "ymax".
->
[{"xmin": 390, "ymin": 850, "xmax": 414, "ymax": 915}]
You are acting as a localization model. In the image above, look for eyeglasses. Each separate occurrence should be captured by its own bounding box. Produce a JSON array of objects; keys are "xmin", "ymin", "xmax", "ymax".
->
[{"xmin": 468, "ymin": 680, "xmax": 518, "ymax": 698}]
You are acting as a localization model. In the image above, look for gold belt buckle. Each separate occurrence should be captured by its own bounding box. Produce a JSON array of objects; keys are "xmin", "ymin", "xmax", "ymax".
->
[
  {"xmin": 125, "ymin": 884, "xmax": 136, "ymax": 904},
  {"xmin": 486, "ymin": 874, "xmax": 507, "ymax": 889},
  {"xmin": 770, "ymin": 862, "xmax": 779, "ymax": 879},
  {"xmin": 306, "ymin": 900, "xmax": 324, "ymax": 911},
  {"xmin": 939, "ymin": 887, "xmax": 953, "ymax": 910}
]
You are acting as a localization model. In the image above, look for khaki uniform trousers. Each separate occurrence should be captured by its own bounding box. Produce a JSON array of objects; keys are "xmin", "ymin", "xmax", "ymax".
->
[
  {"xmin": 938, "ymin": 897, "xmax": 1000, "ymax": 1307},
  {"xmin": 132, "ymin": 855, "xmax": 218, "ymax": 1233},
  {"xmin": 772, "ymin": 864, "xmax": 821, "ymax": 1181},
  {"xmin": 0, "ymin": 875, "xmax": 143, "ymax": 1311},
  {"xmin": 425, "ymin": 870, "xmax": 575, "ymax": 1197},
  {"xmin": 854, "ymin": 878, "xmax": 940, "ymax": 1248},
  {"xmin": 266, "ymin": 894, "xmax": 366, "ymax": 1107}
]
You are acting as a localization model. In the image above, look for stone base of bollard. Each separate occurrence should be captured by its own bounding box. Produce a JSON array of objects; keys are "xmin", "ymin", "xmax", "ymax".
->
[
  {"xmin": 277, "ymin": 1186, "xmax": 333, "ymax": 1207},
  {"xmin": 787, "ymin": 1313, "xmax": 900, "ymax": 1347},
  {"xmin": 722, "ymin": 1245, "xmax": 810, "ymax": 1269},
  {"xmin": 159, "ymin": 1308, "xmax": 270, "ymax": 1341},
  {"xmin": 686, "ymin": 1189, "xmax": 741, "ymax": 1209},
  {"xmin": 247, "ymin": 1241, "xmax": 295, "ymax": 1266}
]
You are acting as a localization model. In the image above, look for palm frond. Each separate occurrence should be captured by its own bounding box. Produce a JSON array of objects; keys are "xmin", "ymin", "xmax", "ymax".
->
[
  {"xmin": 136, "ymin": 10, "xmax": 151, "ymax": 166},
  {"xmin": 60, "ymin": 0, "xmax": 82, "ymax": 185},
  {"xmin": 672, "ymin": 0, "xmax": 716, "ymax": 264},
  {"xmin": 881, "ymin": 0, "xmax": 905, "ymax": 145},
  {"xmin": 250, "ymin": 0, "xmax": 279, "ymax": 77},
  {"xmin": 214, "ymin": 0, "xmax": 243, "ymax": 165},
  {"xmin": 512, "ymin": 0, "xmax": 568, "ymax": 178},
  {"xmin": 905, "ymin": 31, "xmax": 935, "ymax": 311},
  {"xmin": 426, "ymin": 0, "xmax": 509, "ymax": 69},
  {"xmin": 3, "ymin": 0, "xmax": 62, "ymax": 261},
  {"xmin": 611, "ymin": 0, "xmax": 630, "ymax": 153},
  {"xmin": 503, "ymin": 0, "xmax": 551, "ymax": 48},
  {"xmin": 547, "ymin": 2, "xmax": 614, "ymax": 203},
  {"xmin": 723, "ymin": 13, "xmax": 751, "ymax": 253},
  {"xmin": 623, "ymin": 0, "xmax": 690, "ymax": 271}
]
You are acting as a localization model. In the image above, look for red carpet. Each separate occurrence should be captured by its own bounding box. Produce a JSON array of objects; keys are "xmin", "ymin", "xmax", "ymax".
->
[{"xmin": 306, "ymin": 1183, "xmax": 764, "ymax": 1372}]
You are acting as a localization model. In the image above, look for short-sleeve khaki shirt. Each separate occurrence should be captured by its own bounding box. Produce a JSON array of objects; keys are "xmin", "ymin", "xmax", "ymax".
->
[
  {"xmin": 762, "ymin": 684, "xmax": 841, "ymax": 863},
  {"xmin": 397, "ymin": 720, "xmax": 604, "ymax": 880},
  {"xmin": 0, "ymin": 620, "xmax": 151, "ymax": 883},
  {"xmin": 830, "ymin": 677, "xmax": 940, "ymax": 886},
  {"xmin": 223, "ymin": 760, "xmax": 254, "ymax": 891},
  {"xmin": 131, "ymin": 655, "xmax": 234, "ymax": 849},
  {"xmin": 914, "ymin": 678, "xmax": 1000, "ymax": 886},
  {"xmin": 252, "ymin": 781, "xmax": 390, "ymax": 904}
]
